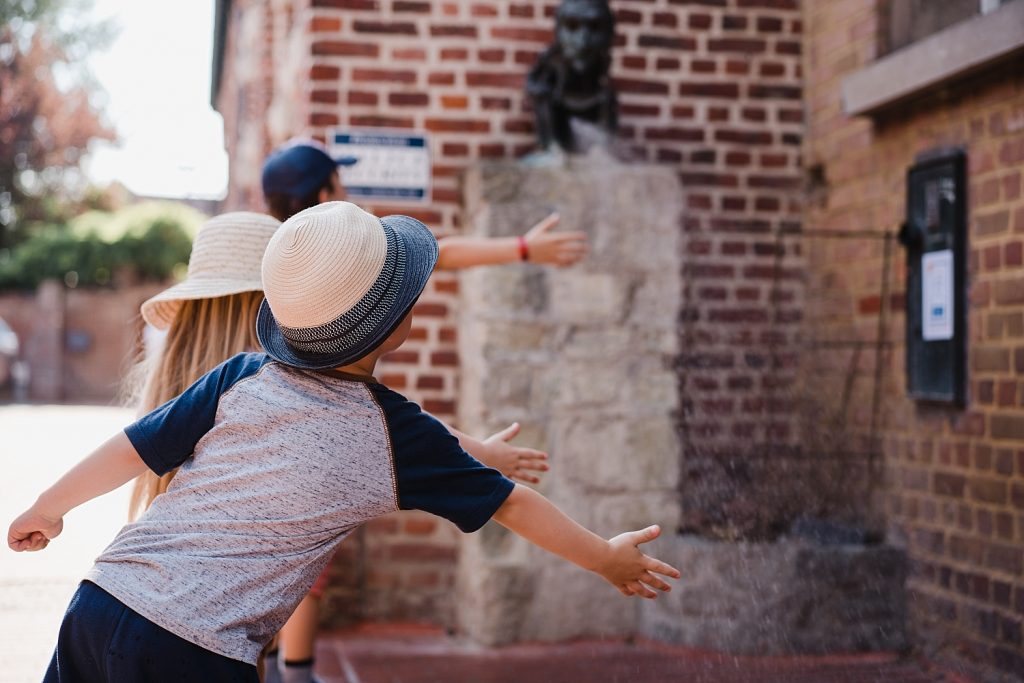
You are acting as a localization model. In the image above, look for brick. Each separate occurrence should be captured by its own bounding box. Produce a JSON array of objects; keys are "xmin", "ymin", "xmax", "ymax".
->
[
  {"xmin": 354, "ymin": 20, "xmax": 417, "ymax": 34},
  {"xmin": 430, "ymin": 351, "xmax": 458, "ymax": 366},
  {"xmin": 436, "ymin": 96, "xmax": 471, "ymax": 114},
  {"xmin": 689, "ymin": 13, "xmax": 713, "ymax": 29},
  {"xmin": 615, "ymin": 78, "xmax": 670, "ymax": 95},
  {"xmin": 313, "ymin": 0, "xmax": 378, "ymax": 7},
  {"xmin": 351, "ymin": 115, "xmax": 414, "ymax": 128},
  {"xmin": 994, "ymin": 413, "xmax": 1024, "ymax": 441},
  {"xmin": 615, "ymin": 8, "xmax": 642, "ymax": 24},
  {"xmin": 393, "ymin": 0, "xmax": 429, "ymax": 10},
  {"xmin": 309, "ymin": 112, "xmax": 339, "ymax": 126},
  {"xmin": 311, "ymin": 89, "xmax": 338, "ymax": 104},
  {"xmin": 310, "ymin": 16, "xmax": 342, "ymax": 32},
  {"xmin": 722, "ymin": 15, "xmax": 748, "ymax": 30},
  {"xmin": 383, "ymin": 350, "xmax": 419, "ymax": 364},
  {"xmin": 973, "ymin": 347, "xmax": 1010, "ymax": 371},
  {"xmin": 934, "ymin": 472, "xmax": 966, "ymax": 498},
  {"xmin": 679, "ymin": 82, "xmax": 739, "ymax": 98},
  {"xmin": 422, "ymin": 398, "xmax": 456, "ymax": 414},
  {"xmin": 970, "ymin": 477, "xmax": 1007, "ymax": 504},
  {"xmin": 478, "ymin": 48, "xmax": 505, "ymax": 63},
  {"xmin": 708, "ymin": 38, "xmax": 766, "ymax": 54},
  {"xmin": 757, "ymin": 16, "xmax": 784, "ymax": 32},
  {"xmin": 389, "ymin": 92, "xmax": 429, "ymax": 107},
  {"xmin": 639, "ymin": 35, "xmax": 697, "ymax": 51},
  {"xmin": 738, "ymin": 0, "xmax": 798, "ymax": 7},
  {"xmin": 392, "ymin": 47, "xmax": 427, "ymax": 60},
  {"xmin": 440, "ymin": 47, "xmax": 468, "ymax": 60},
  {"xmin": 715, "ymin": 129, "xmax": 772, "ymax": 145},
  {"xmin": 310, "ymin": 65, "xmax": 340, "ymax": 80},
  {"xmin": 431, "ymin": 24, "xmax": 477, "ymax": 38},
  {"xmin": 466, "ymin": 72, "xmax": 524, "ymax": 88},
  {"xmin": 389, "ymin": 543, "xmax": 457, "ymax": 562},
  {"xmin": 748, "ymin": 84, "xmax": 801, "ymax": 99},
  {"xmin": 352, "ymin": 68, "xmax": 416, "ymax": 83},
  {"xmin": 646, "ymin": 127, "xmax": 705, "ymax": 142},
  {"xmin": 490, "ymin": 26, "xmax": 551, "ymax": 42},
  {"xmin": 977, "ymin": 210, "xmax": 1010, "ymax": 237},
  {"xmin": 416, "ymin": 375, "xmax": 444, "ymax": 390},
  {"xmin": 428, "ymin": 71, "xmax": 455, "ymax": 85},
  {"xmin": 986, "ymin": 542, "xmax": 1023, "ymax": 575},
  {"xmin": 312, "ymin": 40, "xmax": 379, "ymax": 57},
  {"xmin": 425, "ymin": 118, "xmax": 490, "ymax": 133}
]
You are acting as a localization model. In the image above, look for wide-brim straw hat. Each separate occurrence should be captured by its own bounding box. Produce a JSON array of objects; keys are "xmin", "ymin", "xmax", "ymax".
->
[
  {"xmin": 141, "ymin": 212, "xmax": 282, "ymax": 329},
  {"xmin": 256, "ymin": 201, "xmax": 438, "ymax": 370}
]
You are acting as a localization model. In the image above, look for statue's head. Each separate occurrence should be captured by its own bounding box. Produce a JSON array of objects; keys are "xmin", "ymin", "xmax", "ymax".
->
[{"xmin": 555, "ymin": 0, "xmax": 615, "ymax": 73}]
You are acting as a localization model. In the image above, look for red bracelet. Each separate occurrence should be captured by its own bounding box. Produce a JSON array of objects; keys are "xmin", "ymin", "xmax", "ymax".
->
[{"xmin": 517, "ymin": 235, "xmax": 529, "ymax": 262}]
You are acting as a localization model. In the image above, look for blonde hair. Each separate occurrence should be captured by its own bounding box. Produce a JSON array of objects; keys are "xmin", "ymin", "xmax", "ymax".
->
[{"xmin": 127, "ymin": 291, "xmax": 265, "ymax": 521}]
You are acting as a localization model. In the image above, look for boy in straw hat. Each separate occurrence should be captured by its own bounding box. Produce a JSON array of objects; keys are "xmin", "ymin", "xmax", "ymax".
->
[{"xmin": 8, "ymin": 202, "xmax": 679, "ymax": 681}]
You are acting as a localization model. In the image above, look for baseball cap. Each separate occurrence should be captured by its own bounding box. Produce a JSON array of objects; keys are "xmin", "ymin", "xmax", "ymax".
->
[{"xmin": 261, "ymin": 138, "xmax": 359, "ymax": 199}]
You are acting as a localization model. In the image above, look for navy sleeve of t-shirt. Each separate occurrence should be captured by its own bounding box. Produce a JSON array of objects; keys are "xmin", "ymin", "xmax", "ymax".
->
[
  {"xmin": 124, "ymin": 352, "xmax": 271, "ymax": 476},
  {"xmin": 369, "ymin": 383, "xmax": 515, "ymax": 533}
]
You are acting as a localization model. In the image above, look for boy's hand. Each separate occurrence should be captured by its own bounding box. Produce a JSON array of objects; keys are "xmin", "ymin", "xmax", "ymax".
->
[
  {"xmin": 481, "ymin": 423, "xmax": 549, "ymax": 484},
  {"xmin": 524, "ymin": 213, "xmax": 588, "ymax": 267},
  {"xmin": 8, "ymin": 506, "xmax": 63, "ymax": 552},
  {"xmin": 595, "ymin": 525, "xmax": 681, "ymax": 599}
]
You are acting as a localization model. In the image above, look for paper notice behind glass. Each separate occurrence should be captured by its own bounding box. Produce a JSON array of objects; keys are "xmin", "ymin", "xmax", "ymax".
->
[{"xmin": 922, "ymin": 249, "xmax": 954, "ymax": 341}]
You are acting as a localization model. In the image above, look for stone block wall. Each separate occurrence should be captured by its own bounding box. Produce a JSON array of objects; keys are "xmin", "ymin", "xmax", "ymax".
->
[
  {"xmin": 456, "ymin": 156, "xmax": 683, "ymax": 644},
  {"xmin": 804, "ymin": 0, "xmax": 1024, "ymax": 678},
  {"xmin": 214, "ymin": 0, "xmax": 805, "ymax": 626}
]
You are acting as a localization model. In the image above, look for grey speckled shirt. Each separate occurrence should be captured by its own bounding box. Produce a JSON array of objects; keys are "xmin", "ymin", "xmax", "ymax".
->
[{"xmin": 86, "ymin": 352, "xmax": 513, "ymax": 664}]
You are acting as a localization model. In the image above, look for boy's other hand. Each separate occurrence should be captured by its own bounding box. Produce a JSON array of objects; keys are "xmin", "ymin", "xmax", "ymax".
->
[
  {"xmin": 596, "ymin": 525, "xmax": 681, "ymax": 599},
  {"xmin": 7, "ymin": 507, "xmax": 63, "ymax": 552},
  {"xmin": 482, "ymin": 422, "xmax": 549, "ymax": 484},
  {"xmin": 524, "ymin": 213, "xmax": 588, "ymax": 267}
]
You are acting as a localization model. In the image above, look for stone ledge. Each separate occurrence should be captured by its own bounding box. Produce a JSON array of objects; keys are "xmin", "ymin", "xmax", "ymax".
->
[{"xmin": 842, "ymin": 0, "xmax": 1024, "ymax": 117}]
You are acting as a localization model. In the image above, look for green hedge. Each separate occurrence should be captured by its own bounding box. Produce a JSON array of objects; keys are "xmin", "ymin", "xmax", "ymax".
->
[{"xmin": 0, "ymin": 218, "xmax": 194, "ymax": 290}]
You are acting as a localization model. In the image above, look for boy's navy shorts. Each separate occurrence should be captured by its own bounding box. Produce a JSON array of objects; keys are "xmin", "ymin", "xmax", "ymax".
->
[{"xmin": 43, "ymin": 581, "xmax": 258, "ymax": 682}]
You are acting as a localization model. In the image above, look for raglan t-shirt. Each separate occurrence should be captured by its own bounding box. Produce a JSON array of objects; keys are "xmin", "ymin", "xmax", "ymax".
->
[{"xmin": 85, "ymin": 352, "xmax": 514, "ymax": 664}]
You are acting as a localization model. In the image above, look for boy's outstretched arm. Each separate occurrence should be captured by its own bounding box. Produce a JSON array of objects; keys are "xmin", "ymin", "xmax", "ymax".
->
[
  {"xmin": 446, "ymin": 422, "xmax": 549, "ymax": 484},
  {"xmin": 435, "ymin": 213, "xmax": 588, "ymax": 270},
  {"xmin": 491, "ymin": 484, "xmax": 681, "ymax": 598},
  {"xmin": 8, "ymin": 432, "xmax": 147, "ymax": 552}
]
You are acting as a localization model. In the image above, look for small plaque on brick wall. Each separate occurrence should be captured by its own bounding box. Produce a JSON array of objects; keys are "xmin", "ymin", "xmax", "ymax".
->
[{"xmin": 329, "ymin": 129, "xmax": 430, "ymax": 202}]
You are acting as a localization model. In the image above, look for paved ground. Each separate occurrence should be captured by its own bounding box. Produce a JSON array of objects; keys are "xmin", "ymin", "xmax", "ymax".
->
[
  {"xmin": 0, "ymin": 405, "xmax": 135, "ymax": 683},
  {"xmin": 314, "ymin": 625, "xmax": 977, "ymax": 683},
  {"xmin": 0, "ymin": 405, "xmax": 980, "ymax": 683}
]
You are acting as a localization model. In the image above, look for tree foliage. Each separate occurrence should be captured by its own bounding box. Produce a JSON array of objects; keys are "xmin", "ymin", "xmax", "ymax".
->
[
  {"xmin": 0, "ymin": 0, "xmax": 115, "ymax": 247},
  {"xmin": 0, "ymin": 201, "xmax": 201, "ymax": 290}
]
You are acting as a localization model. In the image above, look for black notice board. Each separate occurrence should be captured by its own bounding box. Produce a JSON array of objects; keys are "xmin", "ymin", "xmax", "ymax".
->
[{"xmin": 902, "ymin": 150, "xmax": 967, "ymax": 405}]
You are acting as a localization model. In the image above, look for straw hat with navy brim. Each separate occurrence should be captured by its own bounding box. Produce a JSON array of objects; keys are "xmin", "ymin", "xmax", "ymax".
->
[
  {"xmin": 256, "ymin": 201, "xmax": 438, "ymax": 370},
  {"xmin": 140, "ymin": 212, "xmax": 282, "ymax": 330}
]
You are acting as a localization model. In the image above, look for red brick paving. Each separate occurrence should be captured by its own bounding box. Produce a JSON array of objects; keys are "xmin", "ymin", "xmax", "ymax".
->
[{"xmin": 315, "ymin": 625, "xmax": 977, "ymax": 683}]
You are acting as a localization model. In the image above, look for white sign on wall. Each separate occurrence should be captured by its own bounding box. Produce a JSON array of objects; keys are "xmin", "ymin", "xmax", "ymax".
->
[
  {"xmin": 329, "ymin": 129, "xmax": 431, "ymax": 202},
  {"xmin": 922, "ymin": 249, "xmax": 954, "ymax": 341}
]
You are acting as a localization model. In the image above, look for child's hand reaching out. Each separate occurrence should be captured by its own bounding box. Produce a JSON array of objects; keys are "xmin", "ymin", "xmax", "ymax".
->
[
  {"xmin": 481, "ymin": 422, "xmax": 549, "ymax": 484},
  {"xmin": 8, "ymin": 506, "xmax": 63, "ymax": 552},
  {"xmin": 595, "ymin": 525, "xmax": 680, "ymax": 599},
  {"xmin": 523, "ymin": 213, "xmax": 588, "ymax": 267}
]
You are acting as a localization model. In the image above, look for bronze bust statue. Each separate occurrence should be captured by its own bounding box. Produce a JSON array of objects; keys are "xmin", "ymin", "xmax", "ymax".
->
[{"xmin": 526, "ymin": 0, "xmax": 618, "ymax": 154}]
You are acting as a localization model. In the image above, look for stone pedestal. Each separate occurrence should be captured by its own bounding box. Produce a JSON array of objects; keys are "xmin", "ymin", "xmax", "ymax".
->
[{"xmin": 456, "ymin": 154, "xmax": 684, "ymax": 645}]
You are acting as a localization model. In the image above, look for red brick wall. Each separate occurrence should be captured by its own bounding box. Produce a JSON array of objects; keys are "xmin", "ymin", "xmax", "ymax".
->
[
  {"xmin": 804, "ymin": 1, "xmax": 1024, "ymax": 678},
  {"xmin": 215, "ymin": 0, "xmax": 805, "ymax": 626}
]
